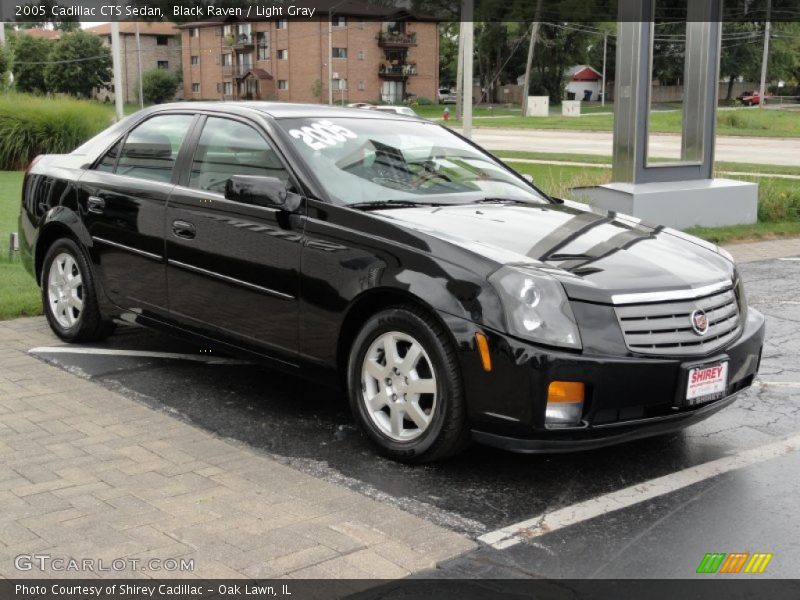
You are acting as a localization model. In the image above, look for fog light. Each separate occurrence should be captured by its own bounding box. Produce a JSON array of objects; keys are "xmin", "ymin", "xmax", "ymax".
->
[{"xmin": 546, "ymin": 381, "xmax": 585, "ymax": 426}]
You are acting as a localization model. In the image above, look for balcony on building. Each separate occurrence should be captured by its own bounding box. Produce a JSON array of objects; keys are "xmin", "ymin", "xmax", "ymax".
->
[
  {"xmin": 378, "ymin": 63, "xmax": 418, "ymax": 79},
  {"xmin": 226, "ymin": 32, "xmax": 254, "ymax": 50},
  {"xmin": 377, "ymin": 31, "xmax": 417, "ymax": 48}
]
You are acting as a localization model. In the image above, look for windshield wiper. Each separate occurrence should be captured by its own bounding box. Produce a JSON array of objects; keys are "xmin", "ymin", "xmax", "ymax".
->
[
  {"xmin": 474, "ymin": 197, "xmax": 534, "ymax": 205},
  {"xmin": 347, "ymin": 200, "xmax": 440, "ymax": 211}
]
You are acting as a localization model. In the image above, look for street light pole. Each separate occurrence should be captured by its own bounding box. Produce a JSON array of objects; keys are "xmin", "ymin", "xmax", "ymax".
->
[
  {"xmin": 461, "ymin": 0, "xmax": 474, "ymax": 139},
  {"xmin": 601, "ymin": 31, "xmax": 607, "ymax": 107},
  {"xmin": 327, "ymin": 12, "xmax": 333, "ymax": 105},
  {"xmin": 135, "ymin": 22, "xmax": 144, "ymax": 109},
  {"xmin": 758, "ymin": 0, "xmax": 772, "ymax": 109},
  {"xmin": 111, "ymin": 22, "xmax": 124, "ymax": 121}
]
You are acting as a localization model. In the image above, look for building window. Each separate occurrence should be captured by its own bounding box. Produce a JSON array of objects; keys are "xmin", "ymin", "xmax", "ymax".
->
[
  {"xmin": 156, "ymin": 35, "xmax": 169, "ymax": 46},
  {"xmin": 358, "ymin": 80, "xmax": 365, "ymax": 91},
  {"xmin": 222, "ymin": 53, "xmax": 232, "ymax": 66},
  {"xmin": 332, "ymin": 16, "xmax": 346, "ymax": 27},
  {"xmin": 257, "ymin": 32, "xmax": 269, "ymax": 60},
  {"xmin": 332, "ymin": 47, "xmax": 347, "ymax": 59},
  {"xmin": 276, "ymin": 19, "xmax": 288, "ymax": 29},
  {"xmin": 223, "ymin": 82, "xmax": 233, "ymax": 96},
  {"xmin": 358, "ymin": 20, "xmax": 365, "ymax": 30},
  {"xmin": 277, "ymin": 49, "xmax": 288, "ymax": 60},
  {"xmin": 192, "ymin": 83, "xmax": 200, "ymax": 93},
  {"xmin": 357, "ymin": 50, "xmax": 365, "ymax": 60},
  {"xmin": 277, "ymin": 80, "xmax": 288, "ymax": 90},
  {"xmin": 190, "ymin": 55, "xmax": 199, "ymax": 66},
  {"xmin": 333, "ymin": 78, "xmax": 347, "ymax": 91},
  {"xmin": 157, "ymin": 61, "xmax": 169, "ymax": 69},
  {"xmin": 189, "ymin": 28, "xmax": 199, "ymax": 38}
]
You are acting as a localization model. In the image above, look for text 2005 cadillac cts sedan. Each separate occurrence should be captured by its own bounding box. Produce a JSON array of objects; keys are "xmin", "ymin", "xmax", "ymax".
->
[{"xmin": 19, "ymin": 103, "xmax": 765, "ymax": 462}]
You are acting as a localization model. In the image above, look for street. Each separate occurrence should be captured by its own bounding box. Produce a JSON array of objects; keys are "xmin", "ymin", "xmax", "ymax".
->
[
  {"xmin": 467, "ymin": 128, "xmax": 800, "ymax": 167},
  {"xmin": 21, "ymin": 251, "xmax": 800, "ymax": 578}
]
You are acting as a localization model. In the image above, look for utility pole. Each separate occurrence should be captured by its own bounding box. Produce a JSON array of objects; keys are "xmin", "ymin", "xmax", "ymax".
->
[
  {"xmin": 135, "ymin": 22, "xmax": 144, "ymax": 109},
  {"xmin": 758, "ymin": 0, "xmax": 772, "ymax": 109},
  {"xmin": 327, "ymin": 13, "xmax": 333, "ymax": 105},
  {"xmin": 520, "ymin": 0, "xmax": 543, "ymax": 116},
  {"xmin": 461, "ymin": 0, "xmax": 474, "ymax": 139},
  {"xmin": 455, "ymin": 24, "xmax": 464, "ymax": 121},
  {"xmin": 111, "ymin": 22, "xmax": 124, "ymax": 121},
  {"xmin": 601, "ymin": 31, "xmax": 608, "ymax": 107}
]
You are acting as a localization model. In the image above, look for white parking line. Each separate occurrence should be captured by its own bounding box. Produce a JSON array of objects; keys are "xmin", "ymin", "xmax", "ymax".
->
[
  {"xmin": 28, "ymin": 346, "xmax": 251, "ymax": 365},
  {"xmin": 760, "ymin": 381, "xmax": 800, "ymax": 389},
  {"xmin": 478, "ymin": 432, "xmax": 800, "ymax": 550}
]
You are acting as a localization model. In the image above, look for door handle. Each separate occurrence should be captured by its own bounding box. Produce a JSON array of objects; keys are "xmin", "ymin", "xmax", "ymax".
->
[
  {"xmin": 172, "ymin": 220, "xmax": 196, "ymax": 240},
  {"xmin": 87, "ymin": 196, "xmax": 105, "ymax": 214}
]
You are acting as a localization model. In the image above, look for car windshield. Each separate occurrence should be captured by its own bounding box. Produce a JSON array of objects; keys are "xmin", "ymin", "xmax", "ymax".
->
[{"xmin": 276, "ymin": 117, "xmax": 548, "ymax": 207}]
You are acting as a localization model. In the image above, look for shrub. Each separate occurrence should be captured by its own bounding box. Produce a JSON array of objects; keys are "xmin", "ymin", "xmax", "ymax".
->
[
  {"xmin": 0, "ymin": 93, "xmax": 112, "ymax": 170},
  {"xmin": 141, "ymin": 69, "xmax": 179, "ymax": 105},
  {"xmin": 756, "ymin": 179, "xmax": 800, "ymax": 222},
  {"xmin": 416, "ymin": 96, "xmax": 434, "ymax": 105}
]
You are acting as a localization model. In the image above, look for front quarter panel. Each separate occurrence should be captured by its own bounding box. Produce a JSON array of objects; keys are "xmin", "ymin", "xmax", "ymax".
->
[{"xmin": 299, "ymin": 199, "xmax": 505, "ymax": 372}]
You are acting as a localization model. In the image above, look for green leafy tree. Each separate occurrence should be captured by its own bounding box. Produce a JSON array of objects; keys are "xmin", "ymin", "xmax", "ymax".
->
[
  {"xmin": 141, "ymin": 69, "xmax": 179, "ymax": 104},
  {"xmin": 12, "ymin": 34, "xmax": 51, "ymax": 94},
  {"xmin": 0, "ymin": 44, "xmax": 7, "ymax": 84},
  {"xmin": 44, "ymin": 30, "xmax": 111, "ymax": 98}
]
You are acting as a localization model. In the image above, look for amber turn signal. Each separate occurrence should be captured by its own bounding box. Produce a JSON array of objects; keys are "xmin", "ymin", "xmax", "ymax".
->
[
  {"xmin": 546, "ymin": 381, "xmax": 585, "ymax": 426},
  {"xmin": 475, "ymin": 332, "xmax": 492, "ymax": 372}
]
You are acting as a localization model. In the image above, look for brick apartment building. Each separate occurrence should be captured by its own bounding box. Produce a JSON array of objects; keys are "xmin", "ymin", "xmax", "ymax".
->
[
  {"xmin": 177, "ymin": 12, "xmax": 439, "ymax": 105},
  {"xmin": 85, "ymin": 22, "xmax": 183, "ymax": 104}
]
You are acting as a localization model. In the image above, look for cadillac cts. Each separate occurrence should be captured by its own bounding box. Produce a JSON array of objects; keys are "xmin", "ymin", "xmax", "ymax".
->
[{"xmin": 19, "ymin": 103, "xmax": 765, "ymax": 462}]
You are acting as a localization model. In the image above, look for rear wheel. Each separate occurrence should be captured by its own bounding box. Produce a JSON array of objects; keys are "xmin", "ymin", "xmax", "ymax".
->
[
  {"xmin": 347, "ymin": 306, "xmax": 470, "ymax": 462},
  {"xmin": 41, "ymin": 238, "xmax": 114, "ymax": 343}
]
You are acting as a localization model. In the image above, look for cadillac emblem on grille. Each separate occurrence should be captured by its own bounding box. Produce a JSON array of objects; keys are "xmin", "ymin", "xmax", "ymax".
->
[{"xmin": 691, "ymin": 309, "xmax": 710, "ymax": 336}]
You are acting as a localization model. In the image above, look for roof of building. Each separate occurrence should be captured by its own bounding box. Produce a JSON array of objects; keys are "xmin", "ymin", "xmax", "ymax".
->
[
  {"xmin": 242, "ymin": 69, "xmax": 274, "ymax": 81},
  {"xmin": 567, "ymin": 65, "xmax": 602, "ymax": 81},
  {"xmin": 84, "ymin": 22, "xmax": 179, "ymax": 36},
  {"xmin": 17, "ymin": 28, "xmax": 61, "ymax": 40}
]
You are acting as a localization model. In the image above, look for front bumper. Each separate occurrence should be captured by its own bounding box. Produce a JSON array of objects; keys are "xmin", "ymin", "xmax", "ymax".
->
[{"xmin": 447, "ymin": 307, "xmax": 766, "ymax": 453}]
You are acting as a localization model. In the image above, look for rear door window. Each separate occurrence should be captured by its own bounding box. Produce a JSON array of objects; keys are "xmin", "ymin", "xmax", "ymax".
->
[{"xmin": 105, "ymin": 114, "xmax": 194, "ymax": 183}]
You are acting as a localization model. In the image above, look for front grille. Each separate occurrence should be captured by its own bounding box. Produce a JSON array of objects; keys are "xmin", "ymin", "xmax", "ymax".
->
[{"xmin": 615, "ymin": 286, "xmax": 741, "ymax": 356}]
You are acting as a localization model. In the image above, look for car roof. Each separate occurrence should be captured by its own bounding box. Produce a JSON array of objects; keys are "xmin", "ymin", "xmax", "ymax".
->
[{"xmin": 145, "ymin": 101, "xmax": 414, "ymax": 121}]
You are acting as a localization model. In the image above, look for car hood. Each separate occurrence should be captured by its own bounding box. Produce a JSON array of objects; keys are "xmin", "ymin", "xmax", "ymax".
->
[{"xmin": 374, "ymin": 201, "xmax": 735, "ymax": 304}]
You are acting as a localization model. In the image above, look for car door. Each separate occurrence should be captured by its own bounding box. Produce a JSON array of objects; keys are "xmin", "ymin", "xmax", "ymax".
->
[
  {"xmin": 78, "ymin": 113, "xmax": 196, "ymax": 315},
  {"xmin": 165, "ymin": 114, "xmax": 303, "ymax": 358}
]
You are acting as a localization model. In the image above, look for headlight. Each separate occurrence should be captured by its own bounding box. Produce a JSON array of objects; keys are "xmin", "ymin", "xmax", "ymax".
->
[{"xmin": 489, "ymin": 266, "xmax": 582, "ymax": 349}]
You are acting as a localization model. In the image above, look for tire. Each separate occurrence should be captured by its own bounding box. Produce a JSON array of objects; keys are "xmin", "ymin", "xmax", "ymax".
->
[
  {"xmin": 347, "ymin": 306, "xmax": 470, "ymax": 463},
  {"xmin": 41, "ymin": 238, "xmax": 115, "ymax": 343}
]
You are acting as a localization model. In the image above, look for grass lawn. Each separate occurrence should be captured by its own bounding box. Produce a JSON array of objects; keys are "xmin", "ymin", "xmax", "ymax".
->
[
  {"xmin": 0, "ymin": 171, "xmax": 40, "ymax": 320},
  {"xmin": 418, "ymin": 106, "xmax": 800, "ymax": 138}
]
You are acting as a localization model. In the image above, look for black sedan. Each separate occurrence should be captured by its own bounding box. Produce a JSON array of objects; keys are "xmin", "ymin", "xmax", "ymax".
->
[{"xmin": 19, "ymin": 103, "xmax": 765, "ymax": 462}]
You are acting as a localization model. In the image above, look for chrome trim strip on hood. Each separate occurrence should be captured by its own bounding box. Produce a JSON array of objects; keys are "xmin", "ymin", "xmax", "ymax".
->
[{"xmin": 611, "ymin": 279, "xmax": 732, "ymax": 306}]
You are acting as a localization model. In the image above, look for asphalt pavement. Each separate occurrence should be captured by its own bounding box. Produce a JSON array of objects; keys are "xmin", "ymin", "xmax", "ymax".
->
[{"xmin": 23, "ymin": 249, "xmax": 800, "ymax": 578}]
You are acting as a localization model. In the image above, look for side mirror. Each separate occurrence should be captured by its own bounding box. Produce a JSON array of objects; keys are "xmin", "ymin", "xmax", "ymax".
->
[{"xmin": 225, "ymin": 175, "xmax": 303, "ymax": 212}]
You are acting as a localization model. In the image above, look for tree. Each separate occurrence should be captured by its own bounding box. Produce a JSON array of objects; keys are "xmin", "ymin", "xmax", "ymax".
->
[
  {"xmin": 12, "ymin": 34, "xmax": 51, "ymax": 94},
  {"xmin": 44, "ymin": 30, "xmax": 111, "ymax": 98},
  {"xmin": 141, "ymin": 69, "xmax": 179, "ymax": 104},
  {"xmin": 0, "ymin": 44, "xmax": 7, "ymax": 85}
]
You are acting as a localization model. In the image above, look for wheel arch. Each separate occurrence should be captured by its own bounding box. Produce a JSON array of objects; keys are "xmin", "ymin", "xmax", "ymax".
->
[{"xmin": 335, "ymin": 287, "xmax": 461, "ymax": 386}]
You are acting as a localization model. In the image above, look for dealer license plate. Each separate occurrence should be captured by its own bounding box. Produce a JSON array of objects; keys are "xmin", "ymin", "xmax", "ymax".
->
[{"xmin": 685, "ymin": 362, "xmax": 728, "ymax": 406}]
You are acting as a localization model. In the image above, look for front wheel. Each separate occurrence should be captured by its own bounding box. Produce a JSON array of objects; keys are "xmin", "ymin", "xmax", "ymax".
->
[
  {"xmin": 347, "ymin": 307, "xmax": 470, "ymax": 463},
  {"xmin": 41, "ymin": 238, "xmax": 114, "ymax": 343}
]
